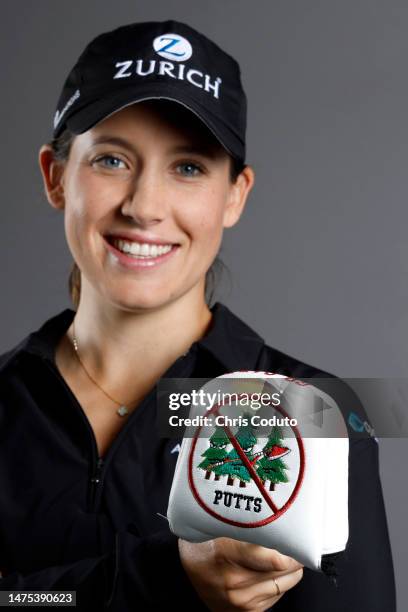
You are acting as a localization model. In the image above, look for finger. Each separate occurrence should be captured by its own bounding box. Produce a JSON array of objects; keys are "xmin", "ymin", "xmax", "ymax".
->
[
  {"xmin": 239, "ymin": 567, "xmax": 304, "ymax": 609},
  {"xmin": 225, "ymin": 559, "xmax": 304, "ymax": 591},
  {"xmin": 231, "ymin": 540, "xmax": 303, "ymax": 573}
]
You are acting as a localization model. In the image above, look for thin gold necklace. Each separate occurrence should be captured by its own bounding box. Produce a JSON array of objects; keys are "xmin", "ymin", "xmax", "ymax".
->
[{"xmin": 70, "ymin": 319, "xmax": 129, "ymax": 417}]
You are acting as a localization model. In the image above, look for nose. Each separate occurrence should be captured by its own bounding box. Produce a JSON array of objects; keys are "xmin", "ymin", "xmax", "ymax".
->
[{"xmin": 120, "ymin": 166, "xmax": 167, "ymax": 226}]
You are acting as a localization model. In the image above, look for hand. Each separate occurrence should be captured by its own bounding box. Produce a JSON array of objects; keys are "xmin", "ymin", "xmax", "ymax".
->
[{"xmin": 178, "ymin": 536, "xmax": 304, "ymax": 611}]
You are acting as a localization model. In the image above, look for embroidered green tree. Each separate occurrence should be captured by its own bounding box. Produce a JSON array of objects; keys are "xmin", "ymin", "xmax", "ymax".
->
[
  {"xmin": 256, "ymin": 426, "xmax": 290, "ymax": 491},
  {"xmin": 198, "ymin": 426, "xmax": 230, "ymax": 480},
  {"xmin": 218, "ymin": 414, "xmax": 258, "ymax": 488}
]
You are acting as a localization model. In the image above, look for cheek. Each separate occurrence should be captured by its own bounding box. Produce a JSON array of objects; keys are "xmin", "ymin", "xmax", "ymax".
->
[
  {"xmin": 179, "ymin": 186, "xmax": 228, "ymax": 245},
  {"xmin": 62, "ymin": 174, "xmax": 114, "ymax": 257}
]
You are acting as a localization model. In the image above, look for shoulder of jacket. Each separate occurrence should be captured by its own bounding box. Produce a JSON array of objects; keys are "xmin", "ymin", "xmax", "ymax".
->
[
  {"xmin": 258, "ymin": 343, "xmax": 375, "ymax": 444},
  {"xmin": 258, "ymin": 342, "xmax": 335, "ymax": 378},
  {"xmin": 0, "ymin": 339, "xmax": 29, "ymax": 377},
  {"xmin": 0, "ymin": 308, "xmax": 75, "ymax": 378}
]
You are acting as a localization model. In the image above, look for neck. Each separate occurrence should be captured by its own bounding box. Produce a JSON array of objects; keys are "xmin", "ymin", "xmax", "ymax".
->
[{"xmin": 66, "ymin": 279, "xmax": 213, "ymax": 395}]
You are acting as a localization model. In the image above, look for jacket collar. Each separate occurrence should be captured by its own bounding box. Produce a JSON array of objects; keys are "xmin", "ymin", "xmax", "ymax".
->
[{"xmin": 14, "ymin": 302, "xmax": 266, "ymax": 373}]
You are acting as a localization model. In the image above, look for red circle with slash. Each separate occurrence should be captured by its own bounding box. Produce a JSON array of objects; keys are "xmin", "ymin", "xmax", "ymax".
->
[{"xmin": 188, "ymin": 386, "xmax": 305, "ymax": 527}]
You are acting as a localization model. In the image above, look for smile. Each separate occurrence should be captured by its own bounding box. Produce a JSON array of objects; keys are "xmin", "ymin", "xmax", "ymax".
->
[
  {"xmin": 104, "ymin": 235, "xmax": 180, "ymax": 269},
  {"xmin": 112, "ymin": 238, "xmax": 173, "ymax": 258}
]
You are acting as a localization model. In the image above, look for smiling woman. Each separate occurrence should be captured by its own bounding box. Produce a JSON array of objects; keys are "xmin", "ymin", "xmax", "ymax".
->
[
  {"xmin": 39, "ymin": 99, "xmax": 253, "ymax": 324},
  {"xmin": 0, "ymin": 18, "xmax": 396, "ymax": 612},
  {"xmin": 49, "ymin": 106, "xmax": 246, "ymax": 309}
]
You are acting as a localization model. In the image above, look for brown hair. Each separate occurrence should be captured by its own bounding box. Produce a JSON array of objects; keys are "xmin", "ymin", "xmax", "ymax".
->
[{"xmin": 49, "ymin": 127, "xmax": 246, "ymax": 309}]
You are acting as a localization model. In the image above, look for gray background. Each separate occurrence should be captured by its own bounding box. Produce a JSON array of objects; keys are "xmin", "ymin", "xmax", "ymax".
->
[{"xmin": 1, "ymin": 1, "xmax": 406, "ymax": 608}]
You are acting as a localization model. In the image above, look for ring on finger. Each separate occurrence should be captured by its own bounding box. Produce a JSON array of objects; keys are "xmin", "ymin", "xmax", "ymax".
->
[{"xmin": 272, "ymin": 577, "xmax": 281, "ymax": 596}]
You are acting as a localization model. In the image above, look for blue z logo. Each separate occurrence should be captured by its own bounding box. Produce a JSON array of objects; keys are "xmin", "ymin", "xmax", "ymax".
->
[
  {"xmin": 348, "ymin": 411, "xmax": 365, "ymax": 432},
  {"xmin": 157, "ymin": 37, "xmax": 184, "ymax": 57},
  {"xmin": 348, "ymin": 411, "xmax": 378, "ymax": 442}
]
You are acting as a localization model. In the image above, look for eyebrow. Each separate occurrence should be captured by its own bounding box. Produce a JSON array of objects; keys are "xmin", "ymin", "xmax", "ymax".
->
[{"xmin": 89, "ymin": 135, "xmax": 220, "ymax": 159}]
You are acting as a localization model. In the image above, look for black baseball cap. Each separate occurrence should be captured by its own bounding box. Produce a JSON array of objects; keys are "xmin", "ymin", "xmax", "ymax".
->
[{"xmin": 52, "ymin": 20, "xmax": 247, "ymax": 163}]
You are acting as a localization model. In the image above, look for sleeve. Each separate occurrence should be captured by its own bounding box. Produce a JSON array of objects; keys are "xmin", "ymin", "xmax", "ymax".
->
[
  {"xmin": 271, "ymin": 437, "xmax": 397, "ymax": 612},
  {"xmin": 0, "ymin": 529, "xmax": 209, "ymax": 611}
]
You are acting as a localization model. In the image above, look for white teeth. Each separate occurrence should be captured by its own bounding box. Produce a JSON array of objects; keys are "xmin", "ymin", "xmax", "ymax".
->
[{"xmin": 112, "ymin": 238, "xmax": 173, "ymax": 257}]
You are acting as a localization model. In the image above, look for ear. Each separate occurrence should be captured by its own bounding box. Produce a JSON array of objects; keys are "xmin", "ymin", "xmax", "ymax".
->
[
  {"xmin": 38, "ymin": 144, "xmax": 67, "ymax": 210},
  {"xmin": 223, "ymin": 165, "xmax": 255, "ymax": 228}
]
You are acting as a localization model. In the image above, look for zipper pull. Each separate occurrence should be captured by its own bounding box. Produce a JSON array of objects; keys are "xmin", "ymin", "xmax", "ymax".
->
[
  {"xmin": 91, "ymin": 457, "xmax": 104, "ymax": 484},
  {"xmin": 90, "ymin": 457, "xmax": 104, "ymax": 510}
]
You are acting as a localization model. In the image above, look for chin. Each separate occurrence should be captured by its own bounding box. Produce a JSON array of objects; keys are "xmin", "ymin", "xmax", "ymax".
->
[{"xmin": 106, "ymin": 289, "xmax": 176, "ymax": 313}]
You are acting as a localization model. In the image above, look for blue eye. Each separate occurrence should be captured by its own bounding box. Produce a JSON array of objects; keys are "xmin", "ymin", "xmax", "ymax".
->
[
  {"xmin": 94, "ymin": 155, "xmax": 127, "ymax": 169},
  {"xmin": 177, "ymin": 162, "xmax": 203, "ymax": 177}
]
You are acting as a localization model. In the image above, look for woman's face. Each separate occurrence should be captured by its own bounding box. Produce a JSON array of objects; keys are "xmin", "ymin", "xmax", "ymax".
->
[{"xmin": 40, "ymin": 100, "xmax": 253, "ymax": 312}]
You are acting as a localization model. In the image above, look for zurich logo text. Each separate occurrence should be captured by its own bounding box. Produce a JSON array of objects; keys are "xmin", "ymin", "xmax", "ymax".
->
[{"xmin": 113, "ymin": 59, "xmax": 222, "ymax": 99}]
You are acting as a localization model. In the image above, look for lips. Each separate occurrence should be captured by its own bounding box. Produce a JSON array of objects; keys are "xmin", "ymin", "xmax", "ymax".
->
[
  {"xmin": 103, "ymin": 233, "xmax": 180, "ymax": 269},
  {"xmin": 105, "ymin": 231, "xmax": 179, "ymax": 246}
]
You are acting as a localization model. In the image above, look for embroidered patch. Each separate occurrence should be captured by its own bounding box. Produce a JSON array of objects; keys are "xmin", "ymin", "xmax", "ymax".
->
[{"xmin": 188, "ymin": 401, "xmax": 305, "ymax": 528}]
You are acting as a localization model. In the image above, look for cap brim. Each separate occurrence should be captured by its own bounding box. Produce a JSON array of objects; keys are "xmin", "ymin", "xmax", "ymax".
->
[{"xmin": 63, "ymin": 82, "xmax": 245, "ymax": 163}]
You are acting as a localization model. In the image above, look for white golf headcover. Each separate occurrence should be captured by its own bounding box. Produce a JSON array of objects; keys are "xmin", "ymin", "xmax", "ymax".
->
[{"xmin": 166, "ymin": 371, "xmax": 349, "ymax": 572}]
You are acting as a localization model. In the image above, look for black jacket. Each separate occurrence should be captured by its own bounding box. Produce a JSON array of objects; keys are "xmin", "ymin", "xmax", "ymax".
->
[{"xmin": 0, "ymin": 303, "xmax": 396, "ymax": 611}]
